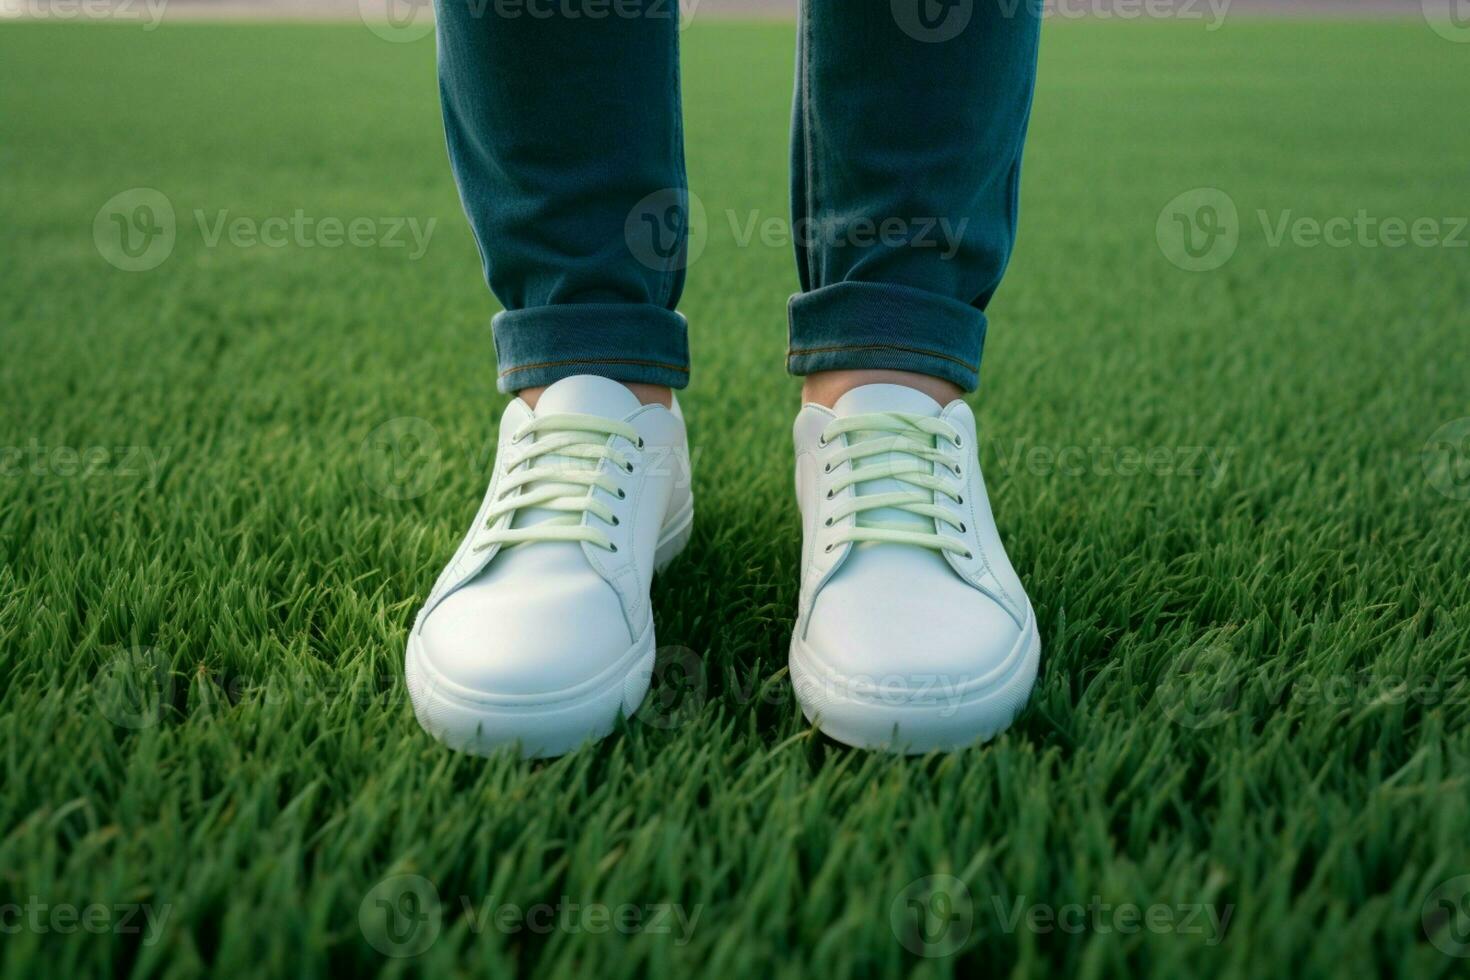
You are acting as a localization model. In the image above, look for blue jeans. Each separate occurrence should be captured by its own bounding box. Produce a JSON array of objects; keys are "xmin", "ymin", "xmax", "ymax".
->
[{"xmin": 436, "ymin": 0, "xmax": 1040, "ymax": 392}]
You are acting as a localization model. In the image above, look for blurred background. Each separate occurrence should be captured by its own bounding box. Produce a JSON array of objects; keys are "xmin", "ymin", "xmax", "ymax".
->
[
  {"xmin": 1, "ymin": 0, "xmax": 1460, "ymax": 19},
  {"xmin": 3, "ymin": 1, "xmax": 1468, "ymax": 977}
]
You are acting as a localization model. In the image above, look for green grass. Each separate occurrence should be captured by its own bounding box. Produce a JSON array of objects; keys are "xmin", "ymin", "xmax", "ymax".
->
[{"xmin": 3, "ymin": 17, "xmax": 1469, "ymax": 979}]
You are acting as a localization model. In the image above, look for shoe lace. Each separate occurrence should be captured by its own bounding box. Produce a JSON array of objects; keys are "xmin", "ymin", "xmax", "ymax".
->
[
  {"xmin": 471, "ymin": 414, "xmax": 642, "ymax": 554},
  {"xmin": 821, "ymin": 412, "xmax": 969, "ymax": 556}
]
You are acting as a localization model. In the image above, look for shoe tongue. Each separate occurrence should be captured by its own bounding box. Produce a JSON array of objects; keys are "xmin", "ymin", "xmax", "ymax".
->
[
  {"xmin": 532, "ymin": 374, "xmax": 641, "ymax": 420},
  {"xmin": 831, "ymin": 385, "xmax": 944, "ymax": 532},
  {"xmin": 832, "ymin": 383, "xmax": 942, "ymax": 419},
  {"xmin": 508, "ymin": 376, "xmax": 639, "ymax": 536}
]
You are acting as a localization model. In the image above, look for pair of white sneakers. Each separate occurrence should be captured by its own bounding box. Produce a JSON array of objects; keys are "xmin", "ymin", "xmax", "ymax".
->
[{"xmin": 405, "ymin": 375, "xmax": 1040, "ymax": 757}]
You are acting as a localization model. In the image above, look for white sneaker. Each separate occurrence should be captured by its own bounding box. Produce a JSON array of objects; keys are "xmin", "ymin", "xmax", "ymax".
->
[
  {"xmin": 789, "ymin": 384, "xmax": 1040, "ymax": 753},
  {"xmin": 405, "ymin": 375, "xmax": 694, "ymax": 758}
]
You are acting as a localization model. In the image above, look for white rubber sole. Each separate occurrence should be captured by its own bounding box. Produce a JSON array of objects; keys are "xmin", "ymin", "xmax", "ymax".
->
[
  {"xmin": 789, "ymin": 603, "xmax": 1040, "ymax": 754},
  {"xmin": 405, "ymin": 502, "xmax": 693, "ymax": 759}
]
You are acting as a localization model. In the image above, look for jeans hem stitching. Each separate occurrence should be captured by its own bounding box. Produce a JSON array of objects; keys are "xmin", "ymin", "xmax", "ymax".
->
[
  {"xmin": 786, "ymin": 343, "xmax": 978, "ymax": 373},
  {"xmin": 499, "ymin": 357, "xmax": 690, "ymax": 378}
]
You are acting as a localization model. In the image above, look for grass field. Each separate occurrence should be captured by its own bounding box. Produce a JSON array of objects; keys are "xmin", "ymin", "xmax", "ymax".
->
[{"xmin": 3, "ymin": 17, "xmax": 1470, "ymax": 979}]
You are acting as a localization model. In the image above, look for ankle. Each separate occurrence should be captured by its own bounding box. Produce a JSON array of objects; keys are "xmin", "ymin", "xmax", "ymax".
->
[
  {"xmin": 519, "ymin": 380, "xmax": 673, "ymax": 410},
  {"xmin": 801, "ymin": 370, "xmax": 963, "ymax": 409}
]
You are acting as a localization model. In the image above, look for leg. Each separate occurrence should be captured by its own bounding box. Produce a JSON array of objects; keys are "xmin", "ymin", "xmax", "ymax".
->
[
  {"xmin": 409, "ymin": 3, "xmax": 695, "ymax": 757},
  {"xmin": 788, "ymin": 0, "xmax": 1040, "ymax": 400},
  {"xmin": 786, "ymin": 0, "xmax": 1042, "ymax": 753},
  {"xmin": 436, "ymin": 0, "xmax": 691, "ymax": 396}
]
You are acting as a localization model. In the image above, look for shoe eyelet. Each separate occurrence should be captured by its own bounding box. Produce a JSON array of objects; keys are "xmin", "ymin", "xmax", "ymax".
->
[
  {"xmin": 958, "ymin": 522, "xmax": 966, "ymax": 533},
  {"xmin": 952, "ymin": 465, "xmax": 962, "ymax": 476},
  {"xmin": 609, "ymin": 543, "xmax": 618, "ymax": 553},
  {"xmin": 826, "ymin": 489, "xmax": 834, "ymax": 499},
  {"xmin": 824, "ymin": 517, "xmax": 833, "ymax": 527},
  {"xmin": 611, "ymin": 516, "xmax": 620, "ymax": 526},
  {"xmin": 616, "ymin": 489, "xmax": 626, "ymax": 499},
  {"xmin": 963, "ymin": 551, "xmax": 973, "ymax": 560},
  {"xmin": 956, "ymin": 494, "xmax": 964, "ymax": 504},
  {"xmin": 954, "ymin": 435, "xmax": 963, "ymax": 448},
  {"xmin": 625, "ymin": 462, "xmax": 635, "ymax": 473},
  {"xmin": 636, "ymin": 437, "xmax": 645, "ymax": 449},
  {"xmin": 824, "ymin": 543, "xmax": 834, "ymax": 553},
  {"xmin": 823, "ymin": 463, "xmax": 831, "ymax": 473},
  {"xmin": 817, "ymin": 436, "xmax": 828, "ymax": 448}
]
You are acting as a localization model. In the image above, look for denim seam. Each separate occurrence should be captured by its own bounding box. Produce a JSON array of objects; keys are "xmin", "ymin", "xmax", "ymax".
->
[
  {"xmin": 799, "ymin": 0, "xmax": 816, "ymax": 291},
  {"xmin": 499, "ymin": 356, "xmax": 690, "ymax": 379},
  {"xmin": 997, "ymin": 38, "xmax": 1039, "ymax": 292},
  {"xmin": 664, "ymin": 18, "xmax": 687, "ymax": 310},
  {"xmin": 786, "ymin": 342, "xmax": 978, "ymax": 373}
]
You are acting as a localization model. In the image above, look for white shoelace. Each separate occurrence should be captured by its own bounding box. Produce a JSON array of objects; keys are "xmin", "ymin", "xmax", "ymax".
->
[
  {"xmin": 471, "ymin": 414, "xmax": 641, "ymax": 554},
  {"xmin": 821, "ymin": 412, "xmax": 970, "ymax": 557}
]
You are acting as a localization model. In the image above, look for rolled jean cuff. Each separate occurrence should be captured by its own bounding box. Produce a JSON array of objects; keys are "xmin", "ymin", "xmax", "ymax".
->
[
  {"xmin": 492, "ymin": 303, "xmax": 690, "ymax": 392},
  {"xmin": 786, "ymin": 281, "xmax": 987, "ymax": 392}
]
